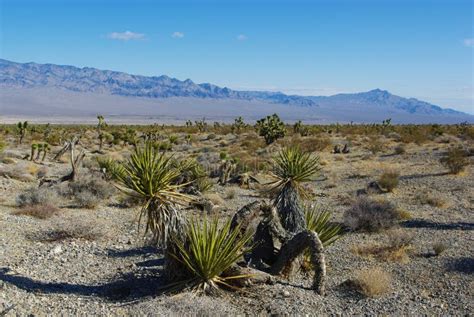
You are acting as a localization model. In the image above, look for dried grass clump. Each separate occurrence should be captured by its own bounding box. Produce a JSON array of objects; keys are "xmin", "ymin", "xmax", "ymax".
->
[
  {"xmin": 225, "ymin": 187, "xmax": 237, "ymax": 199},
  {"xmin": 344, "ymin": 197, "xmax": 399, "ymax": 232},
  {"xmin": 352, "ymin": 267, "xmax": 392, "ymax": 297},
  {"xmin": 377, "ymin": 169, "xmax": 399, "ymax": 192},
  {"xmin": 13, "ymin": 203, "xmax": 60, "ymax": 220},
  {"xmin": 352, "ymin": 229, "xmax": 413, "ymax": 263},
  {"xmin": 415, "ymin": 190, "xmax": 446, "ymax": 207},
  {"xmin": 432, "ymin": 242, "xmax": 448, "ymax": 256}
]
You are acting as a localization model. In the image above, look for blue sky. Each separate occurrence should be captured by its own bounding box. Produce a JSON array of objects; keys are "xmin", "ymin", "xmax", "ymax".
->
[{"xmin": 1, "ymin": 0, "xmax": 473, "ymax": 113}]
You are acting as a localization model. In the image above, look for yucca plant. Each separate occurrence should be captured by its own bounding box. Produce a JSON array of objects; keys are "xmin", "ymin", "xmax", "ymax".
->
[
  {"xmin": 305, "ymin": 205, "xmax": 342, "ymax": 247},
  {"xmin": 113, "ymin": 142, "xmax": 192, "ymax": 246},
  {"xmin": 267, "ymin": 147, "xmax": 321, "ymax": 233},
  {"xmin": 300, "ymin": 205, "xmax": 341, "ymax": 271},
  {"xmin": 171, "ymin": 217, "xmax": 253, "ymax": 293}
]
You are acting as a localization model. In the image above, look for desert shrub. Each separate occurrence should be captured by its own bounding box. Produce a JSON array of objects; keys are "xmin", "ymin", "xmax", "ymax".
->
[
  {"xmin": 172, "ymin": 217, "xmax": 253, "ymax": 292},
  {"xmin": 344, "ymin": 197, "xmax": 399, "ymax": 232},
  {"xmin": 432, "ymin": 242, "xmax": 448, "ymax": 256},
  {"xmin": 394, "ymin": 144, "xmax": 405, "ymax": 155},
  {"xmin": 255, "ymin": 113, "xmax": 286, "ymax": 145},
  {"xmin": 225, "ymin": 187, "xmax": 237, "ymax": 199},
  {"xmin": 377, "ymin": 170, "xmax": 399, "ymax": 192},
  {"xmin": 415, "ymin": 190, "xmax": 445, "ymax": 207},
  {"xmin": 440, "ymin": 146, "xmax": 469, "ymax": 174},
  {"xmin": 68, "ymin": 174, "xmax": 115, "ymax": 208},
  {"xmin": 353, "ymin": 229, "xmax": 413, "ymax": 263},
  {"xmin": 352, "ymin": 267, "xmax": 392, "ymax": 297},
  {"xmin": 13, "ymin": 203, "xmax": 59, "ymax": 219},
  {"xmin": 74, "ymin": 191, "xmax": 101, "ymax": 208},
  {"xmin": 367, "ymin": 137, "xmax": 385, "ymax": 154},
  {"xmin": 16, "ymin": 187, "xmax": 60, "ymax": 207},
  {"xmin": 291, "ymin": 135, "xmax": 331, "ymax": 152}
]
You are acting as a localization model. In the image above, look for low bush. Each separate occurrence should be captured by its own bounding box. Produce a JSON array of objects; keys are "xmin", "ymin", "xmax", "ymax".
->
[
  {"xmin": 394, "ymin": 144, "xmax": 406, "ymax": 155},
  {"xmin": 377, "ymin": 170, "xmax": 399, "ymax": 192},
  {"xmin": 67, "ymin": 174, "xmax": 115, "ymax": 208},
  {"xmin": 344, "ymin": 197, "xmax": 400, "ymax": 232},
  {"xmin": 16, "ymin": 187, "xmax": 60, "ymax": 207},
  {"xmin": 440, "ymin": 146, "xmax": 469, "ymax": 174}
]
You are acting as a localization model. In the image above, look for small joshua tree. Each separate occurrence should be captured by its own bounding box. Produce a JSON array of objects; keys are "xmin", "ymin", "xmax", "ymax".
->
[
  {"xmin": 17, "ymin": 121, "xmax": 28, "ymax": 144},
  {"xmin": 231, "ymin": 116, "xmax": 246, "ymax": 134},
  {"xmin": 293, "ymin": 120, "xmax": 309, "ymax": 136},
  {"xmin": 195, "ymin": 118, "xmax": 208, "ymax": 132},
  {"xmin": 97, "ymin": 115, "xmax": 107, "ymax": 151},
  {"xmin": 255, "ymin": 113, "xmax": 286, "ymax": 145}
]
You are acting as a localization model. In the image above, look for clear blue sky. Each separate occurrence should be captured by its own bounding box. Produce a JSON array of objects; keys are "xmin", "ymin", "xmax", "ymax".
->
[{"xmin": 1, "ymin": 0, "xmax": 473, "ymax": 113}]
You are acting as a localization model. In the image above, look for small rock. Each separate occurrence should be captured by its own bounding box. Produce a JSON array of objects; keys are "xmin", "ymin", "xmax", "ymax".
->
[{"xmin": 51, "ymin": 245, "xmax": 63, "ymax": 255}]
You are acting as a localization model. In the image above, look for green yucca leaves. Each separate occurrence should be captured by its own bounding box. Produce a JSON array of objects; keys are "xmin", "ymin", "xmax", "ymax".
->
[
  {"xmin": 305, "ymin": 205, "xmax": 342, "ymax": 247},
  {"xmin": 172, "ymin": 217, "xmax": 253, "ymax": 293},
  {"xmin": 268, "ymin": 147, "xmax": 320, "ymax": 199},
  {"xmin": 113, "ymin": 142, "xmax": 192, "ymax": 246}
]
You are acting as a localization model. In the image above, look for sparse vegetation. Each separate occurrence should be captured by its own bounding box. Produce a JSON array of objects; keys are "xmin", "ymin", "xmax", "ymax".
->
[{"xmin": 344, "ymin": 197, "xmax": 400, "ymax": 232}]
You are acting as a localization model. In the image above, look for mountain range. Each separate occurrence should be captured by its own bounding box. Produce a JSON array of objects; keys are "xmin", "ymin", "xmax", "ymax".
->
[{"xmin": 0, "ymin": 59, "xmax": 472, "ymax": 124}]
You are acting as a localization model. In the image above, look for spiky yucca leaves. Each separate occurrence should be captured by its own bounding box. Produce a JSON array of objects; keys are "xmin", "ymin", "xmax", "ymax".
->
[
  {"xmin": 268, "ymin": 147, "xmax": 321, "ymax": 233},
  {"xmin": 305, "ymin": 205, "xmax": 342, "ymax": 247},
  {"xmin": 172, "ymin": 217, "xmax": 253, "ymax": 293},
  {"xmin": 97, "ymin": 156, "xmax": 126, "ymax": 181},
  {"xmin": 113, "ymin": 142, "xmax": 192, "ymax": 246}
]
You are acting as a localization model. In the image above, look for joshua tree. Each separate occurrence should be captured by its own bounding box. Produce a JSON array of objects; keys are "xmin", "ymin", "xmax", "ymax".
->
[
  {"xmin": 17, "ymin": 121, "xmax": 28, "ymax": 144},
  {"xmin": 231, "ymin": 116, "xmax": 246, "ymax": 134},
  {"xmin": 30, "ymin": 143, "xmax": 38, "ymax": 161},
  {"xmin": 255, "ymin": 114, "xmax": 286, "ymax": 145},
  {"xmin": 195, "ymin": 118, "xmax": 208, "ymax": 132},
  {"xmin": 293, "ymin": 120, "xmax": 309, "ymax": 136},
  {"xmin": 97, "ymin": 115, "xmax": 107, "ymax": 151}
]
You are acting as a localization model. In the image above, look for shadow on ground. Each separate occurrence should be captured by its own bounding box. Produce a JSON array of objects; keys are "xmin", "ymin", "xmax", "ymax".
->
[
  {"xmin": 402, "ymin": 219, "xmax": 474, "ymax": 231},
  {"xmin": 0, "ymin": 262, "xmax": 166, "ymax": 302},
  {"xmin": 444, "ymin": 257, "xmax": 474, "ymax": 275},
  {"xmin": 399, "ymin": 172, "xmax": 449, "ymax": 180},
  {"xmin": 106, "ymin": 246, "xmax": 158, "ymax": 258}
]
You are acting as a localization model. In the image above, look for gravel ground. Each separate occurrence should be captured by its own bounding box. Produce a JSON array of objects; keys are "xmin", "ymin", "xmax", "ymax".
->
[{"xmin": 0, "ymin": 137, "xmax": 473, "ymax": 316}]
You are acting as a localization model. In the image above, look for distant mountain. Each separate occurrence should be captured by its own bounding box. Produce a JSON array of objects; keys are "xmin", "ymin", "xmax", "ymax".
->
[{"xmin": 0, "ymin": 58, "xmax": 472, "ymax": 124}]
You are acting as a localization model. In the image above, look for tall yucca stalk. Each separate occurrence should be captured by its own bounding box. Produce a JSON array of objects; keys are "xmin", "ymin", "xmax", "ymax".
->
[
  {"xmin": 268, "ymin": 147, "xmax": 321, "ymax": 233},
  {"xmin": 114, "ymin": 142, "xmax": 192, "ymax": 246},
  {"xmin": 172, "ymin": 217, "xmax": 253, "ymax": 293}
]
